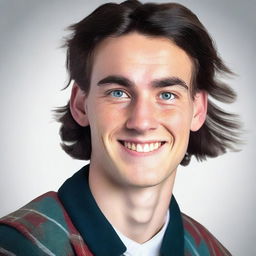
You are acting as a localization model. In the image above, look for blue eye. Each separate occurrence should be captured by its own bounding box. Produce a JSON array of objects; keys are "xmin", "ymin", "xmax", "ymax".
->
[
  {"xmin": 110, "ymin": 90, "xmax": 128, "ymax": 98},
  {"xmin": 160, "ymin": 92, "xmax": 175, "ymax": 100}
]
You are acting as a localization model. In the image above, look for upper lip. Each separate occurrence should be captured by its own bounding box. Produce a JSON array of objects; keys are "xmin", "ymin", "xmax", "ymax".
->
[{"xmin": 118, "ymin": 139, "xmax": 167, "ymax": 144}]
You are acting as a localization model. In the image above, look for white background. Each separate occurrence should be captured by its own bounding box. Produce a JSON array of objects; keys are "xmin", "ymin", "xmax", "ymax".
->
[{"xmin": 0, "ymin": 0, "xmax": 255, "ymax": 255}]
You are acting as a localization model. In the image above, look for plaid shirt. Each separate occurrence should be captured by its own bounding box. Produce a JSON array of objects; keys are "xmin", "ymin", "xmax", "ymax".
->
[{"xmin": 0, "ymin": 166, "xmax": 231, "ymax": 256}]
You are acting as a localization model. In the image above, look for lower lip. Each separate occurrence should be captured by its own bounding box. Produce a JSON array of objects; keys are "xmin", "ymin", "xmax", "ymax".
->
[{"xmin": 119, "ymin": 142, "xmax": 166, "ymax": 157}]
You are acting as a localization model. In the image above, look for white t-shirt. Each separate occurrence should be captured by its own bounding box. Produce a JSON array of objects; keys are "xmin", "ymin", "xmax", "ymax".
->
[{"xmin": 113, "ymin": 210, "xmax": 170, "ymax": 256}]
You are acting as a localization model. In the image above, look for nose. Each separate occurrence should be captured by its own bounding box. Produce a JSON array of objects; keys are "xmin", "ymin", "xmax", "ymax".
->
[{"xmin": 125, "ymin": 97, "xmax": 158, "ymax": 133}]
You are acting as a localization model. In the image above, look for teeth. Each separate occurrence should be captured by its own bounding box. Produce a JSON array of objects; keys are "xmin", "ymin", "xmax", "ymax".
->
[
  {"xmin": 144, "ymin": 144, "xmax": 149, "ymax": 152},
  {"xmin": 137, "ymin": 144, "xmax": 143, "ymax": 152},
  {"xmin": 124, "ymin": 142, "xmax": 162, "ymax": 153}
]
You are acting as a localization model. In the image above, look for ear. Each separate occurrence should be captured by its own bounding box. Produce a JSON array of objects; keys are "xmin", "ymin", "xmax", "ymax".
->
[
  {"xmin": 70, "ymin": 83, "xmax": 89, "ymax": 127},
  {"xmin": 190, "ymin": 90, "xmax": 208, "ymax": 131}
]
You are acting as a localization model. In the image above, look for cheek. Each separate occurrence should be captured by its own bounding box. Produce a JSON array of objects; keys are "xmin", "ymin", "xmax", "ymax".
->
[
  {"xmin": 161, "ymin": 108, "xmax": 192, "ymax": 126},
  {"xmin": 162, "ymin": 108, "xmax": 193, "ymax": 132},
  {"xmin": 88, "ymin": 104, "xmax": 125, "ymax": 138},
  {"xmin": 98, "ymin": 105, "xmax": 125, "ymax": 126}
]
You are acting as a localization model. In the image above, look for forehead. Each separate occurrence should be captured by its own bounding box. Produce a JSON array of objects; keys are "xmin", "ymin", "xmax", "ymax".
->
[{"xmin": 91, "ymin": 32, "xmax": 193, "ymax": 87}]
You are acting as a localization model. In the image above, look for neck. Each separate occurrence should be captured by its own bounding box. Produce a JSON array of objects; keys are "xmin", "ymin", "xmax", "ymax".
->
[{"xmin": 89, "ymin": 165, "xmax": 176, "ymax": 244}]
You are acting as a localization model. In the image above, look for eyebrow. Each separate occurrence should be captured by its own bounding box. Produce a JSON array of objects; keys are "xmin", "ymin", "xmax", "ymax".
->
[{"xmin": 97, "ymin": 75, "xmax": 188, "ymax": 90}]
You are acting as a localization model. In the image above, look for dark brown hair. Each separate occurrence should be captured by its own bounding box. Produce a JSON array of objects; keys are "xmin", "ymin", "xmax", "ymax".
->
[{"xmin": 55, "ymin": 0, "xmax": 241, "ymax": 166}]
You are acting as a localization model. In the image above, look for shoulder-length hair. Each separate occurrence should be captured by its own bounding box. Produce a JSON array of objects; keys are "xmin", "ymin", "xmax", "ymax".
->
[{"xmin": 55, "ymin": 0, "xmax": 241, "ymax": 166}]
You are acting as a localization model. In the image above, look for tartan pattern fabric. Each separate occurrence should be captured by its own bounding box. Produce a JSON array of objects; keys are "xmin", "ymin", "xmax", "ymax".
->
[
  {"xmin": 183, "ymin": 214, "xmax": 231, "ymax": 256},
  {"xmin": 0, "ymin": 192, "xmax": 231, "ymax": 256},
  {"xmin": 0, "ymin": 192, "xmax": 93, "ymax": 256}
]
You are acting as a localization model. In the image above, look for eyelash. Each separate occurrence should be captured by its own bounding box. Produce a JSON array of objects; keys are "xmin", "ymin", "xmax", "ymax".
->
[
  {"xmin": 159, "ymin": 92, "xmax": 176, "ymax": 101},
  {"xmin": 107, "ymin": 89, "xmax": 130, "ymax": 98},
  {"xmin": 106, "ymin": 89, "xmax": 177, "ymax": 102}
]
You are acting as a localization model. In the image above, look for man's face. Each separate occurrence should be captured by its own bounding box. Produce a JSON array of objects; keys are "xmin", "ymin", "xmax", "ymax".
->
[{"xmin": 72, "ymin": 32, "xmax": 206, "ymax": 188}]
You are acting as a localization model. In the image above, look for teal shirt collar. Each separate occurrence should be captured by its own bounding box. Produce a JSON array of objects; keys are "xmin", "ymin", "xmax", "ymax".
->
[{"xmin": 58, "ymin": 165, "xmax": 184, "ymax": 256}]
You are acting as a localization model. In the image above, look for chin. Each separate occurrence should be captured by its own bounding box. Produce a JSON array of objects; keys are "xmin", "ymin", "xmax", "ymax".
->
[{"xmin": 117, "ymin": 163, "xmax": 174, "ymax": 188}]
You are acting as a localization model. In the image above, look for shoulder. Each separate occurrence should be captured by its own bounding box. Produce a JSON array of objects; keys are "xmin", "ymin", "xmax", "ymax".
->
[
  {"xmin": 181, "ymin": 213, "xmax": 232, "ymax": 256},
  {"xmin": 0, "ymin": 192, "xmax": 85, "ymax": 255},
  {"xmin": 0, "ymin": 192, "xmax": 69, "ymax": 236}
]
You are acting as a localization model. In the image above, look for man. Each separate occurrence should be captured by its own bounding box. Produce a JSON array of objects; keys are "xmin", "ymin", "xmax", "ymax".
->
[{"xmin": 0, "ymin": 1, "xmax": 240, "ymax": 255}]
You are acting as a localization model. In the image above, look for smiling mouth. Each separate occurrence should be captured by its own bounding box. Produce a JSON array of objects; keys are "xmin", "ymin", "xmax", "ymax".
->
[{"xmin": 119, "ymin": 141, "xmax": 166, "ymax": 153}]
